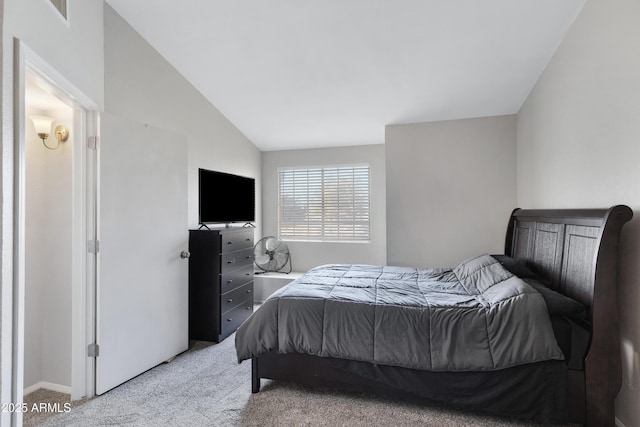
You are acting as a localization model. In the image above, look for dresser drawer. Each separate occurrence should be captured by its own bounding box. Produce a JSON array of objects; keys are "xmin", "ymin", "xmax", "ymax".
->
[
  {"xmin": 221, "ymin": 264, "xmax": 253, "ymax": 293},
  {"xmin": 221, "ymin": 247, "xmax": 254, "ymax": 273},
  {"xmin": 221, "ymin": 299, "xmax": 253, "ymax": 338},
  {"xmin": 220, "ymin": 230, "xmax": 254, "ymax": 254},
  {"xmin": 221, "ymin": 282, "xmax": 253, "ymax": 313}
]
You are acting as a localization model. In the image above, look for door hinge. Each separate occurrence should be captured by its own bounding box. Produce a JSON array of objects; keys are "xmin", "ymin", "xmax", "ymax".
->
[
  {"xmin": 88, "ymin": 136, "xmax": 99, "ymax": 150},
  {"xmin": 88, "ymin": 343, "xmax": 100, "ymax": 357},
  {"xmin": 88, "ymin": 239, "xmax": 100, "ymax": 254}
]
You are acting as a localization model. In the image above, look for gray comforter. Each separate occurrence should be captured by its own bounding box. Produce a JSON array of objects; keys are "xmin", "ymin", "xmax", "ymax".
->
[{"xmin": 235, "ymin": 254, "xmax": 564, "ymax": 371}]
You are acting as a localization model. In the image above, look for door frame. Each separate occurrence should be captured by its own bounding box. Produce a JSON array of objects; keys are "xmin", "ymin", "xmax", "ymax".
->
[{"xmin": 12, "ymin": 38, "xmax": 100, "ymax": 415}]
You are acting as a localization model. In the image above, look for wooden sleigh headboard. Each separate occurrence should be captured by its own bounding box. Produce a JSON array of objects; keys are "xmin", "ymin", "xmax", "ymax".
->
[{"xmin": 504, "ymin": 205, "xmax": 633, "ymax": 426}]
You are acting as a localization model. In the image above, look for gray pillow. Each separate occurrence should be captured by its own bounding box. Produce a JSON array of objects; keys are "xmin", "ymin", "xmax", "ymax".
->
[
  {"xmin": 491, "ymin": 255, "xmax": 585, "ymax": 316},
  {"xmin": 490, "ymin": 254, "xmax": 537, "ymax": 279}
]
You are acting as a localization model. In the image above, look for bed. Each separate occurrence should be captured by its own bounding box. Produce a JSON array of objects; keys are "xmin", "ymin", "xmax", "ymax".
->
[{"xmin": 235, "ymin": 206, "xmax": 632, "ymax": 425}]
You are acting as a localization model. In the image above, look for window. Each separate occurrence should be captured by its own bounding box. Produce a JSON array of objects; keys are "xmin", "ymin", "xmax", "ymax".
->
[{"xmin": 278, "ymin": 165, "xmax": 370, "ymax": 242}]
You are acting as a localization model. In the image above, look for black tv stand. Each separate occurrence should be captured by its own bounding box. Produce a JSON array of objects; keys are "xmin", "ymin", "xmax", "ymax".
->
[{"xmin": 198, "ymin": 222, "xmax": 255, "ymax": 230}]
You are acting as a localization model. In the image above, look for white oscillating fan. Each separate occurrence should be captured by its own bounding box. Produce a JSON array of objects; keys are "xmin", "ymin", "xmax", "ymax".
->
[{"xmin": 254, "ymin": 236, "xmax": 292, "ymax": 273}]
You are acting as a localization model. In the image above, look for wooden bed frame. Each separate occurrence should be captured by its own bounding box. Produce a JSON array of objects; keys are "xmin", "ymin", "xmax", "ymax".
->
[{"xmin": 250, "ymin": 206, "xmax": 633, "ymax": 426}]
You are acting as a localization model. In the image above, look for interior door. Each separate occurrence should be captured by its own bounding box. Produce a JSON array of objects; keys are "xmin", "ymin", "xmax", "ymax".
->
[{"xmin": 96, "ymin": 113, "xmax": 188, "ymax": 394}]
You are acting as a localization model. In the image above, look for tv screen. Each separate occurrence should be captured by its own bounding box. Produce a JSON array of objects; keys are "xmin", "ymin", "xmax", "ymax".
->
[{"xmin": 199, "ymin": 168, "xmax": 255, "ymax": 224}]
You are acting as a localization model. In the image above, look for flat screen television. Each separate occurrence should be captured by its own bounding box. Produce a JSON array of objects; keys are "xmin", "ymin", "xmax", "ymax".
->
[{"xmin": 199, "ymin": 168, "xmax": 255, "ymax": 224}]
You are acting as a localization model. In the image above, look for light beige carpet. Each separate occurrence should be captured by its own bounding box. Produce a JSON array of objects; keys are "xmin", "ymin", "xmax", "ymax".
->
[
  {"xmin": 241, "ymin": 381, "xmax": 541, "ymax": 427},
  {"xmin": 28, "ymin": 335, "xmax": 562, "ymax": 426},
  {"xmin": 23, "ymin": 389, "xmax": 89, "ymax": 427}
]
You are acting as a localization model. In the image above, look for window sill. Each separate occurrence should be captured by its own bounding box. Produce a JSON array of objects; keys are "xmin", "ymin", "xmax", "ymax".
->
[{"xmin": 280, "ymin": 239, "xmax": 371, "ymax": 244}]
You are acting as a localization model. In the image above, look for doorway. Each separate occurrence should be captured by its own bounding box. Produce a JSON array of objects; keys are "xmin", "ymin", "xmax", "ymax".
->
[
  {"xmin": 23, "ymin": 71, "xmax": 76, "ymax": 397},
  {"xmin": 14, "ymin": 40, "xmax": 99, "ymax": 416},
  {"xmin": 13, "ymin": 40, "xmax": 189, "ymax": 425}
]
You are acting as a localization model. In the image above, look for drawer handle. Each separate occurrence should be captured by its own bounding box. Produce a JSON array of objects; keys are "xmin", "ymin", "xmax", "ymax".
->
[
  {"xmin": 227, "ymin": 242, "xmax": 233, "ymax": 245},
  {"xmin": 245, "ymin": 256, "xmax": 251, "ymax": 259},
  {"xmin": 246, "ymin": 289, "xmax": 251, "ymax": 294},
  {"xmin": 227, "ymin": 299, "xmax": 233, "ymax": 303},
  {"xmin": 245, "ymin": 273, "xmax": 251, "ymax": 276},
  {"xmin": 246, "ymin": 306, "xmax": 252, "ymax": 310},
  {"xmin": 227, "ymin": 280, "xmax": 233, "ymax": 284},
  {"xmin": 227, "ymin": 261, "xmax": 234, "ymax": 264},
  {"xmin": 227, "ymin": 318, "xmax": 232, "ymax": 322},
  {"xmin": 246, "ymin": 238, "xmax": 251, "ymax": 241}
]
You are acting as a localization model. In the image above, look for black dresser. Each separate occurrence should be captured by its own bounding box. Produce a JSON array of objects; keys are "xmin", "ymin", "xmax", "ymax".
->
[{"xmin": 188, "ymin": 227, "xmax": 254, "ymax": 342}]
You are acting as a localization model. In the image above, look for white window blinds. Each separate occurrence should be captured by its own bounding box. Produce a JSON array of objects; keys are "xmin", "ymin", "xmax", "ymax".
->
[{"xmin": 278, "ymin": 165, "xmax": 370, "ymax": 242}]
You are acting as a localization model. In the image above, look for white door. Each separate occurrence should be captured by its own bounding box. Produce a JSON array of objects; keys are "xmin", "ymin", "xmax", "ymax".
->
[{"xmin": 96, "ymin": 113, "xmax": 188, "ymax": 394}]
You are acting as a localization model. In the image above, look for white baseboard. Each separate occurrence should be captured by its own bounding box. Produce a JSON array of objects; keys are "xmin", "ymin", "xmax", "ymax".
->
[
  {"xmin": 24, "ymin": 381, "xmax": 71, "ymax": 396},
  {"xmin": 615, "ymin": 416, "xmax": 626, "ymax": 427}
]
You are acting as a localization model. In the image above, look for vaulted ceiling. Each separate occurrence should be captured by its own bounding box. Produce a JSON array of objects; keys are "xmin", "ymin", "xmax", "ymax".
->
[{"xmin": 105, "ymin": 0, "xmax": 585, "ymax": 151}]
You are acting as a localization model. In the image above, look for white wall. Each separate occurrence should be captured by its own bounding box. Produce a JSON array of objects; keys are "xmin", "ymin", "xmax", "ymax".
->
[
  {"xmin": 3, "ymin": 0, "xmax": 104, "ymax": 109},
  {"xmin": 24, "ymin": 102, "xmax": 73, "ymax": 391},
  {"xmin": 516, "ymin": 0, "xmax": 640, "ymax": 424},
  {"xmin": 103, "ymin": 5, "xmax": 261, "ymax": 233},
  {"xmin": 24, "ymin": 106, "xmax": 45, "ymax": 390},
  {"xmin": 262, "ymin": 145, "xmax": 386, "ymax": 272},
  {"xmin": 385, "ymin": 116, "xmax": 517, "ymax": 268},
  {"xmin": 1, "ymin": 0, "xmax": 261, "ymax": 414},
  {"xmin": 1, "ymin": 0, "xmax": 104, "ymax": 418}
]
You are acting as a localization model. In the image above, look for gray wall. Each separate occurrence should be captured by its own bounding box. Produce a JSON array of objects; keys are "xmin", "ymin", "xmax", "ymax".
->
[
  {"xmin": 517, "ymin": 0, "xmax": 640, "ymax": 424},
  {"xmin": 262, "ymin": 145, "xmax": 386, "ymax": 272},
  {"xmin": 104, "ymin": 5, "xmax": 262, "ymax": 233},
  {"xmin": 386, "ymin": 116, "xmax": 517, "ymax": 268}
]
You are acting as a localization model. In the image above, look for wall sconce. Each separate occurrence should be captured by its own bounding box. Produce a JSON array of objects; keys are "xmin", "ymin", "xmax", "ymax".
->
[{"xmin": 30, "ymin": 115, "xmax": 69, "ymax": 150}]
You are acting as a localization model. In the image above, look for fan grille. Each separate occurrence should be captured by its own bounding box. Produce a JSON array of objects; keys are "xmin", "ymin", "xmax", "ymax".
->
[{"xmin": 254, "ymin": 236, "xmax": 290, "ymax": 273}]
